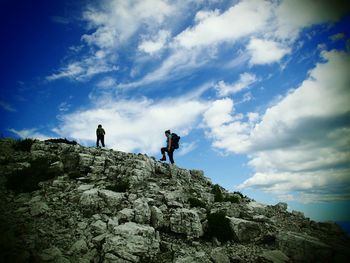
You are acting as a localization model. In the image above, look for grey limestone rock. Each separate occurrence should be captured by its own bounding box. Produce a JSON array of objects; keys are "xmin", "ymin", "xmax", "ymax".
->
[
  {"xmin": 103, "ymin": 222, "xmax": 160, "ymax": 262},
  {"xmin": 170, "ymin": 208, "xmax": 203, "ymax": 238},
  {"xmin": 1, "ymin": 139, "xmax": 349, "ymax": 263},
  {"xmin": 228, "ymin": 217, "xmax": 261, "ymax": 242}
]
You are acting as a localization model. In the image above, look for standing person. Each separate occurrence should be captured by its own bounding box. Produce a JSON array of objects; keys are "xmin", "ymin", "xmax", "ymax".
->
[
  {"xmin": 160, "ymin": 130, "xmax": 180, "ymax": 164},
  {"xmin": 96, "ymin": 124, "xmax": 106, "ymax": 148}
]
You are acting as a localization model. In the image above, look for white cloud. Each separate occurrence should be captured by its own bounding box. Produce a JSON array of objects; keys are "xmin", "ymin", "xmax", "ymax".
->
[
  {"xmin": 138, "ymin": 30, "xmax": 170, "ymax": 55},
  {"xmin": 205, "ymin": 50, "xmax": 350, "ymax": 202},
  {"xmin": 82, "ymin": 0, "xmax": 174, "ymax": 49},
  {"xmin": 274, "ymin": 0, "xmax": 350, "ymax": 40},
  {"xmin": 175, "ymin": 0, "xmax": 272, "ymax": 48},
  {"xmin": 247, "ymin": 38, "xmax": 290, "ymax": 65},
  {"xmin": 9, "ymin": 128, "xmax": 50, "ymax": 140},
  {"xmin": 216, "ymin": 72, "xmax": 257, "ymax": 97},
  {"xmin": 47, "ymin": 56, "xmax": 118, "ymax": 81},
  {"xmin": 54, "ymin": 97, "xmax": 208, "ymax": 155}
]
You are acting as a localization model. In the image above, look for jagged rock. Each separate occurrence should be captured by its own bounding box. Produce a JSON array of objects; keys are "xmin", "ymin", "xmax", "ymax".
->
[
  {"xmin": 98, "ymin": 189, "xmax": 125, "ymax": 208},
  {"xmin": 258, "ymin": 249, "xmax": 290, "ymax": 263},
  {"xmin": 210, "ymin": 247, "xmax": 230, "ymax": 263},
  {"xmin": 1, "ymin": 139, "xmax": 349, "ymax": 263},
  {"xmin": 170, "ymin": 208, "xmax": 203, "ymax": 238},
  {"xmin": 274, "ymin": 202, "xmax": 288, "ymax": 211},
  {"xmin": 91, "ymin": 219, "xmax": 107, "ymax": 235},
  {"xmin": 79, "ymin": 189, "xmax": 102, "ymax": 212},
  {"xmin": 150, "ymin": 205, "xmax": 164, "ymax": 229},
  {"xmin": 133, "ymin": 198, "xmax": 151, "ymax": 224},
  {"xmin": 228, "ymin": 217, "xmax": 261, "ymax": 242},
  {"xmin": 30, "ymin": 201, "xmax": 49, "ymax": 216},
  {"xmin": 70, "ymin": 239, "xmax": 88, "ymax": 253},
  {"xmin": 117, "ymin": 208, "xmax": 135, "ymax": 223},
  {"xmin": 276, "ymin": 231, "xmax": 332, "ymax": 262},
  {"xmin": 103, "ymin": 222, "xmax": 160, "ymax": 262}
]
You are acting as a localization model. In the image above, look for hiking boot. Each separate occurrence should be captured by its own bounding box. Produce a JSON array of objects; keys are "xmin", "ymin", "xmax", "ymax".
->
[{"xmin": 160, "ymin": 157, "xmax": 166, "ymax": 161}]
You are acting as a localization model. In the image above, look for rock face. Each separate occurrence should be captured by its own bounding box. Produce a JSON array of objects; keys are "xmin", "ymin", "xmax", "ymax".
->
[{"xmin": 0, "ymin": 139, "xmax": 349, "ymax": 263}]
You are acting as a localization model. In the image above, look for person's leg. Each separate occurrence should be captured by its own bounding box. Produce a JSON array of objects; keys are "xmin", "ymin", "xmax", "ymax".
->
[
  {"xmin": 96, "ymin": 137, "xmax": 100, "ymax": 147},
  {"xmin": 101, "ymin": 136, "xmax": 105, "ymax": 147},
  {"xmin": 168, "ymin": 149, "xmax": 174, "ymax": 164},
  {"xmin": 160, "ymin": 147, "xmax": 167, "ymax": 161}
]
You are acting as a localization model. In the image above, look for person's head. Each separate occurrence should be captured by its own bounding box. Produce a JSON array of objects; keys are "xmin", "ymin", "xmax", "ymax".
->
[
  {"xmin": 98, "ymin": 124, "xmax": 102, "ymax": 128},
  {"xmin": 165, "ymin": 130, "xmax": 171, "ymax": 136}
]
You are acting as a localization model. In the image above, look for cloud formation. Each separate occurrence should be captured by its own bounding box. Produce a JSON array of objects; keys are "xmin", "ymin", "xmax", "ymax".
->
[
  {"xmin": 54, "ymin": 96, "xmax": 208, "ymax": 154},
  {"xmin": 205, "ymin": 50, "xmax": 350, "ymax": 202}
]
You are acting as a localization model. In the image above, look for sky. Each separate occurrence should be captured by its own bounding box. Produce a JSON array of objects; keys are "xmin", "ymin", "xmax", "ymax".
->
[{"xmin": 1, "ymin": 0, "xmax": 350, "ymax": 222}]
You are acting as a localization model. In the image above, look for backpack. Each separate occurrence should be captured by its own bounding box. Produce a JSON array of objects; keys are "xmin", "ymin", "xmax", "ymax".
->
[{"xmin": 171, "ymin": 133, "xmax": 180, "ymax": 149}]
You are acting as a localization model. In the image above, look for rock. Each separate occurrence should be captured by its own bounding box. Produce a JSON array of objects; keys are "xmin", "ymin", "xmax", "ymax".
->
[
  {"xmin": 91, "ymin": 219, "xmax": 107, "ymax": 235},
  {"xmin": 39, "ymin": 246, "xmax": 62, "ymax": 261},
  {"xmin": 259, "ymin": 249, "xmax": 290, "ymax": 263},
  {"xmin": 133, "ymin": 198, "xmax": 151, "ymax": 224},
  {"xmin": 70, "ymin": 239, "xmax": 88, "ymax": 253},
  {"xmin": 228, "ymin": 217, "xmax": 261, "ymax": 242},
  {"xmin": 1, "ymin": 139, "xmax": 350, "ymax": 263},
  {"xmin": 117, "ymin": 208, "xmax": 135, "ymax": 223},
  {"xmin": 79, "ymin": 189, "xmax": 102, "ymax": 213},
  {"xmin": 103, "ymin": 222, "xmax": 160, "ymax": 262},
  {"xmin": 274, "ymin": 202, "xmax": 288, "ymax": 211},
  {"xmin": 150, "ymin": 206, "xmax": 164, "ymax": 229},
  {"xmin": 30, "ymin": 201, "xmax": 49, "ymax": 216},
  {"xmin": 276, "ymin": 231, "xmax": 332, "ymax": 262},
  {"xmin": 170, "ymin": 208, "xmax": 203, "ymax": 238},
  {"xmin": 98, "ymin": 189, "xmax": 125, "ymax": 209},
  {"xmin": 210, "ymin": 247, "xmax": 230, "ymax": 263}
]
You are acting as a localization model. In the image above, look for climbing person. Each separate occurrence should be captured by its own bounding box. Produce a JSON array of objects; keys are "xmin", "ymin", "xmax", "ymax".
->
[
  {"xmin": 96, "ymin": 124, "xmax": 106, "ymax": 148},
  {"xmin": 160, "ymin": 130, "xmax": 180, "ymax": 164}
]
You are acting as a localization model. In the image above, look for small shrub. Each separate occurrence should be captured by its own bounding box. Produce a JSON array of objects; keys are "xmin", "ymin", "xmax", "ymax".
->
[
  {"xmin": 188, "ymin": 197, "xmax": 206, "ymax": 208},
  {"xmin": 233, "ymin": 191, "xmax": 244, "ymax": 198},
  {"xmin": 45, "ymin": 138, "xmax": 77, "ymax": 145},
  {"xmin": 212, "ymin": 184, "xmax": 224, "ymax": 202},
  {"xmin": 67, "ymin": 171, "xmax": 82, "ymax": 179},
  {"xmin": 106, "ymin": 180, "xmax": 130, "ymax": 192},
  {"xmin": 206, "ymin": 211, "xmax": 235, "ymax": 242},
  {"xmin": 224, "ymin": 195, "xmax": 240, "ymax": 203},
  {"xmin": 12, "ymin": 138, "xmax": 35, "ymax": 152},
  {"xmin": 6, "ymin": 157, "xmax": 59, "ymax": 193}
]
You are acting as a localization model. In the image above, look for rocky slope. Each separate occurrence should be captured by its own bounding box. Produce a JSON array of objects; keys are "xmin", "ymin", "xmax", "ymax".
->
[{"xmin": 0, "ymin": 139, "xmax": 349, "ymax": 263}]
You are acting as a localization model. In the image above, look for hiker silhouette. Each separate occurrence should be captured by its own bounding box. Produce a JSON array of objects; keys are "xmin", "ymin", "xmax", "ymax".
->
[
  {"xmin": 160, "ymin": 130, "xmax": 180, "ymax": 164},
  {"xmin": 96, "ymin": 124, "xmax": 106, "ymax": 148}
]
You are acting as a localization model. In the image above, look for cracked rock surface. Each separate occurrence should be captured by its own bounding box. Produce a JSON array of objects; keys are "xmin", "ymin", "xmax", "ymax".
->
[{"xmin": 0, "ymin": 139, "xmax": 349, "ymax": 263}]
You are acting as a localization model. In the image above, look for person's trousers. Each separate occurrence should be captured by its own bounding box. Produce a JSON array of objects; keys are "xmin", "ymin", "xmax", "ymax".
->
[
  {"xmin": 96, "ymin": 135, "xmax": 105, "ymax": 147},
  {"xmin": 161, "ymin": 147, "xmax": 175, "ymax": 164}
]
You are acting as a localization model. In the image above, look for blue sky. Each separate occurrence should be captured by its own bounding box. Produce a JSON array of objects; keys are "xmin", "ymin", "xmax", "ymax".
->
[{"xmin": 1, "ymin": 0, "xmax": 350, "ymax": 222}]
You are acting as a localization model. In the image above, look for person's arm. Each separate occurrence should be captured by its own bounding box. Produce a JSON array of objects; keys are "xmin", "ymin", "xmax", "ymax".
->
[{"xmin": 103, "ymin": 129, "xmax": 106, "ymax": 135}]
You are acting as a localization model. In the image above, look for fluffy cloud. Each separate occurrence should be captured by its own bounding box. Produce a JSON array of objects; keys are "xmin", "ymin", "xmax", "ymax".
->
[
  {"xmin": 205, "ymin": 50, "xmax": 350, "ymax": 202},
  {"xmin": 138, "ymin": 30, "xmax": 170, "ymax": 54},
  {"xmin": 247, "ymin": 38, "xmax": 290, "ymax": 65},
  {"xmin": 9, "ymin": 128, "xmax": 50, "ymax": 140},
  {"xmin": 54, "ymin": 97, "xmax": 208, "ymax": 154},
  {"xmin": 175, "ymin": 0, "xmax": 272, "ymax": 48},
  {"xmin": 274, "ymin": 0, "xmax": 350, "ymax": 40},
  {"xmin": 82, "ymin": 0, "xmax": 174, "ymax": 48},
  {"xmin": 216, "ymin": 73, "xmax": 257, "ymax": 97}
]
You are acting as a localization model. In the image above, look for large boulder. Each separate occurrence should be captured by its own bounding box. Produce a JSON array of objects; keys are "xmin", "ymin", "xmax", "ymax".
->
[
  {"xmin": 276, "ymin": 231, "xmax": 332, "ymax": 263},
  {"xmin": 170, "ymin": 208, "xmax": 203, "ymax": 238},
  {"xmin": 228, "ymin": 217, "xmax": 261, "ymax": 242},
  {"xmin": 103, "ymin": 222, "xmax": 160, "ymax": 262},
  {"xmin": 133, "ymin": 198, "xmax": 151, "ymax": 224}
]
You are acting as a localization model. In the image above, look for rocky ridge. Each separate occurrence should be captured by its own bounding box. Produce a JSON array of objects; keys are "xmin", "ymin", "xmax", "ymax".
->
[{"xmin": 0, "ymin": 139, "xmax": 349, "ymax": 263}]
